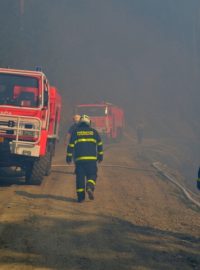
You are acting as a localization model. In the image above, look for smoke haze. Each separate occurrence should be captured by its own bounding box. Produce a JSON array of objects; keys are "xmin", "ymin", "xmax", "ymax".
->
[{"xmin": 1, "ymin": 0, "xmax": 200, "ymax": 187}]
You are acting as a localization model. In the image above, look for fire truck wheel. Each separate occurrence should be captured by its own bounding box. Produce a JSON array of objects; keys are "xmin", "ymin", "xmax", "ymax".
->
[
  {"xmin": 44, "ymin": 152, "xmax": 52, "ymax": 176},
  {"xmin": 25, "ymin": 157, "xmax": 46, "ymax": 185}
]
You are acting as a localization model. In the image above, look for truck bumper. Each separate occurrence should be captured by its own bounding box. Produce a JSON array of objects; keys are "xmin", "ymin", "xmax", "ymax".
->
[{"xmin": 9, "ymin": 141, "xmax": 40, "ymax": 157}]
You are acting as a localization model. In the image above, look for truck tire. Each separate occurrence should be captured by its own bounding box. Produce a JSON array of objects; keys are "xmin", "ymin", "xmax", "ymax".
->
[
  {"xmin": 44, "ymin": 151, "xmax": 52, "ymax": 176},
  {"xmin": 25, "ymin": 157, "xmax": 47, "ymax": 185}
]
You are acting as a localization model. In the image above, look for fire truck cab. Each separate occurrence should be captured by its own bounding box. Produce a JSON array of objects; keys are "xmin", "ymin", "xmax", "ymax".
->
[
  {"xmin": 0, "ymin": 68, "xmax": 61, "ymax": 184},
  {"xmin": 75, "ymin": 102, "xmax": 124, "ymax": 142}
]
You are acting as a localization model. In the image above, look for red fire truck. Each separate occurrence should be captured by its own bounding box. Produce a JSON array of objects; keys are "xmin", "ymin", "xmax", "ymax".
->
[
  {"xmin": 0, "ymin": 67, "xmax": 61, "ymax": 184},
  {"xmin": 75, "ymin": 102, "xmax": 124, "ymax": 142}
]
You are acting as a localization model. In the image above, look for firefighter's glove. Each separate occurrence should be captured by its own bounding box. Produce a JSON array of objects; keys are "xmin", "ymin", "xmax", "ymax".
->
[
  {"xmin": 66, "ymin": 156, "xmax": 72, "ymax": 164},
  {"xmin": 197, "ymin": 179, "xmax": 200, "ymax": 190},
  {"xmin": 97, "ymin": 155, "xmax": 103, "ymax": 163}
]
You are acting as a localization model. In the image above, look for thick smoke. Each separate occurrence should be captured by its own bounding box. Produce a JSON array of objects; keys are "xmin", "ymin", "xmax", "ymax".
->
[{"xmin": 1, "ymin": 0, "xmax": 200, "ymax": 188}]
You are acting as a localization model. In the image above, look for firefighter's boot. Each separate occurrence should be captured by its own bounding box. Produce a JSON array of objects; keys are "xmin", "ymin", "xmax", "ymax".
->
[
  {"xmin": 87, "ymin": 188, "xmax": 94, "ymax": 200},
  {"xmin": 77, "ymin": 190, "xmax": 85, "ymax": 203}
]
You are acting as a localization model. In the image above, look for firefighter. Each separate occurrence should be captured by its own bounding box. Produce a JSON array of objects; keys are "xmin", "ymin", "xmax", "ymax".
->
[
  {"xmin": 65, "ymin": 114, "xmax": 81, "ymax": 145},
  {"xmin": 136, "ymin": 122, "xmax": 144, "ymax": 144},
  {"xmin": 66, "ymin": 114, "xmax": 103, "ymax": 202},
  {"xmin": 197, "ymin": 167, "xmax": 200, "ymax": 190}
]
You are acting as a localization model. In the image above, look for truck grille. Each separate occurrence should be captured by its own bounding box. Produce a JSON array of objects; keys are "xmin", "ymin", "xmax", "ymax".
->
[
  {"xmin": 0, "ymin": 114, "xmax": 41, "ymax": 143},
  {"xmin": 0, "ymin": 120, "xmax": 15, "ymax": 134}
]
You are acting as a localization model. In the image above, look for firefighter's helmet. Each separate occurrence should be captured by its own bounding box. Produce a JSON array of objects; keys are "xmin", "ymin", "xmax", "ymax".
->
[
  {"xmin": 80, "ymin": 114, "xmax": 91, "ymax": 126},
  {"xmin": 73, "ymin": 114, "xmax": 81, "ymax": 123}
]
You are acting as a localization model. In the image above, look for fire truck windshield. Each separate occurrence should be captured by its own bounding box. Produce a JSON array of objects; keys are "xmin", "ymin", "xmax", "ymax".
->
[
  {"xmin": 77, "ymin": 106, "xmax": 107, "ymax": 117},
  {"xmin": 0, "ymin": 74, "xmax": 39, "ymax": 108}
]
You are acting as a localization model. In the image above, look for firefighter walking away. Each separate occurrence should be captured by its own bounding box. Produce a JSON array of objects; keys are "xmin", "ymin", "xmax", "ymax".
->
[{"xmin": 66, "ymin": 114, "xmax": 103, "ymax": 202}]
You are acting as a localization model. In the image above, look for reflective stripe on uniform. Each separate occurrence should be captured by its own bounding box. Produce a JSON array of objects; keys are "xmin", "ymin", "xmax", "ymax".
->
[
  {"xmin": 77, "ymin": 131, "xmax": 94, "ymax": 136},
  {"xmin": 74, "ymin": 138, "xmax": 97, "ymax": 144},
  {"xmin": 69, "ymin": 143, "xmax": 74, "ymax": 147},
  {"xmin": 76, "ymin": 156, "xmax": 97, "ymax": 161},
  {"xmin": 67, "ymin": 153, "xmax": 73, "ymax": 156},
  {"xmin": 87, "ymin": 179, "xmax": 96, "ymax": 186},
  {"xmin": 98, "ymin": 141, "xmax": 103, "ymax": 146},
  {"xmin": 77, "ymin": 188, "xmax": 85, "ymax": 192},
  {"xmin": 98, "ymin": 151, "xmax": 103, "ymax": 155}
]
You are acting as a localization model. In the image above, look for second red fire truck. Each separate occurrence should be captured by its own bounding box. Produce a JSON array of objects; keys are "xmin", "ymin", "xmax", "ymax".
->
[{"xmin": 75, "ymin": 102, "xmax": 124, "ymax": 142}]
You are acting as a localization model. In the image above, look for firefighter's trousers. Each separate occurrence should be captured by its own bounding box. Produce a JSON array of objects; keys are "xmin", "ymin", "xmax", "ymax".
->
[{"xmin": 75, "ymin": 161, "xmax": 97, "ymax": 201}]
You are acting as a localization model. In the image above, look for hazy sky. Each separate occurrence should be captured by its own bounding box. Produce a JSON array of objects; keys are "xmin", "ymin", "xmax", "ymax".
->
[{"xmin": 0, "ymin": 0, "xmax": 200, "ymax": 137}]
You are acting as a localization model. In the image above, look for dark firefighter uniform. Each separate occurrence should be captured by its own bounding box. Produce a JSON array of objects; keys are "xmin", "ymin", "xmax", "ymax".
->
[
  {"xmin": 66, "ymin": 115, "xmax": 103, "ymax": 202},
  {"xmin": 197, "ymin": 167, "xmax": 200, "ymax": 190}
]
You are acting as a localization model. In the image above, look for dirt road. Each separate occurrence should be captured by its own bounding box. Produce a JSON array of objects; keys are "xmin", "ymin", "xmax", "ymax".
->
[{"xmin": 0, "ymin": 138, "xmax": 199, "ymax": 270}]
